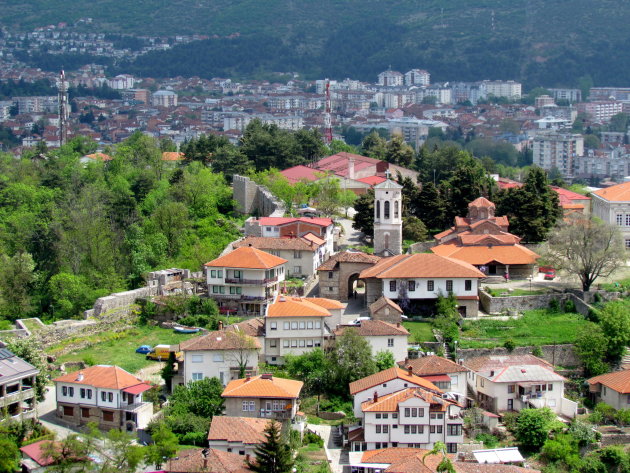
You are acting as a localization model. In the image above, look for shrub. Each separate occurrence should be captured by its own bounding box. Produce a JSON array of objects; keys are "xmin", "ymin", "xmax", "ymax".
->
[
  {"xmin": 549, "ymin": 299, "xmax": 560, "ymax": 312},
  {"xmin": 542, "ymin": 434, "xmax": 578, "ymax": 463},
  {"xmin": 501, "ymin": 411, "xmax": 520, "ymax": 432},
  {"xmin": 567, "ymin": 419, "xmax": 597, "ymax": 447},
  {"xmin": 503, "ymin": 339, "xmax": 516, "ymax": 352},
  {"xmin": 532, "ymin": 346, "xmax": 543, "ymax": 357},
  {"xmin": 303, "ymin": 431, "xmax": 324, "ymax": 447},
  {"xmin": 615, "ymin": 408, "xmax": 630, "ymax": 426},
  {"xmin": 563, "ymin": 299, "xmax": 576, "ymax": 313},
  {"xmin": 593, "ymin": 402, "xmax": 616, "ymax": 425},
  {"xmin": 514, "ymin": 408, "xmax": 555, "ymax": 451},
  {"xmin": 82, "ymin": 354, "xmax": 96, "ymax": 366},
  {"xmin": 475, "ymin": 433, "xmax": 499, "ymax": 448}
]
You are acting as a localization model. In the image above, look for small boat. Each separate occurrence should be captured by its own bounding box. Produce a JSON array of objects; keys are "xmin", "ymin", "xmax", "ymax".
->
[{"xmin": 174, "ymin": 326, "xmax": 200, "ymax": 334}]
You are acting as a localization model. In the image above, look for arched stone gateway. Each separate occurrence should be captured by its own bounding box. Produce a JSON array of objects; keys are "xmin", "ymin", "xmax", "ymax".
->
[
  {"xmin": 347, "ymin": 273, "xmax": 361, "ymax": 299},
  {"xmin": 317, "ymin": 251, "xmax": 381, "ymax": 302}
]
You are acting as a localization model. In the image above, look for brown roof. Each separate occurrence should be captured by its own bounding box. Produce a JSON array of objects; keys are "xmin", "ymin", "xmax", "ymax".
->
[
  {"xmin": 359, "ymin": 254, "xmax": 485, "ymax": 279},
  {"xmin": 162, "ymin": 151, "xmax": 185, "ymax": 161},
  {"xmin": 349, "ymin": 367, "xmax": 441, "ymax": 396},
  {"xmin": 222, "ymin": 374, "xmax": 303, "ymax": 399},
  {"xmin": 208, "ymin": 416, "xmax": 268, "ymax": 444},
  {"xmin": 588, "ymin": 369, "xmax": 630, "ymax": 394},
  {"xmin": 180, "ymin": 330, "xmax": 261, "ymax": 351},
  {"xmin": 399, "ymin": 355, "xmax": 469, "ymax": 376},
  {"xmin": 317, "ymin": 251, "xmax": 381, "ymax": 271},
  {"xmin": 267, "ymin": 296, "xmax": 331, "ymax": 317},
  {"xmin": 431, "ymin": 243, "xmax": 539, "ymax": 266},
  {"xmin": 306, "ymin": 298, "xmax": 345, "ymax": 310},
  {"xmin": 53, "ymin": 365, "xmax": 147, "ymax": 390},
  {"xmin": 226, "ymin": 318, "xmax": 265, "ymax": 338},
  {"xmin": 233, "ymin": 236, "xmax": 321, "ymax": 252},
  {"xmin": 469, "ymin": 197, "xmax": 495, "ymax": 208},
  {"xmin": 370, "ymin": 296, "xmax": 403, "ymax": 315},
  {"xmin": 592, "ymin": 181, "xmax": 630, "ymax": 202},
  {"xmin": 164, "ymin": 448, "xmax": 250, "ymax": 473},
  {"xmin": 334, "ymin": 320, "xmax": 409, "ymax": 337},
  {"xmin": 204, "ymin": 246, "xmax": 287, "ymax": 269},
  {"xmin": 361, "ymin": 387, "xmax": 456, "ymax": 412},
  {"xmin": 463, "ymin": 355, "xmax": 552, "ymax": 372}
]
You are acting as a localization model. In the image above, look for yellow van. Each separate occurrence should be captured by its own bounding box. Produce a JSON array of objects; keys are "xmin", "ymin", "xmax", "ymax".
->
[{"xmin": 146, "ymin": 344, "xmax": 182, "ymax": 361}]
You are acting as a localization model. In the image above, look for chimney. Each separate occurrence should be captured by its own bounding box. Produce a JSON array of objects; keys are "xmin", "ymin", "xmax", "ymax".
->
[
  {"xmin": 262, "ymin": 373, "xmax": 273, "ymax": 380},
  {"xmin": 396, "ymin": 322, "xmax": 400, "ymax": 327},
  {"xmin": 76, "ymin": 372, "xmax": 84, "ymax": 382},
  {"xmin": 203, "ymin": 458, "xmax": 208, "ymax": 470},
  {"xmin": 407, "ymin": 366, "xmax": 413, "ymax": 377},
  {"xmin": 218, "ymin": 320, "xmax": 224, "ymax": 331},
  {"xmin": 245, "ymin": 454, "xmax": 251, "ymax": 463},
  {"xmin": 373, "ymin": 391, "xmax": 378, "ymax": 403},
  {"xmin": 348, "ymin": 157, "xmax": 355, "ymax": 180}
]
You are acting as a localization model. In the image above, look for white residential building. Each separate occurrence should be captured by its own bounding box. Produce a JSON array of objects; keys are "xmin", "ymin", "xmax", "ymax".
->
[
  {"xmin": 404, "ymin": 69, "xmax": 430, "ymax": 86},
  {"xmin": 400, "ymin": 355, "xmax": 469, "ymax": 402},
  {"xmin": 334, "ymin": 320, "xmax": 409, "ymax": 362},
  {"xmin": 152, "ymin": 90, "xmax": 178, "ymax": 107},
  {"xmin": 264, "ymin": 296, "xmax": 344, "ymax": 364},
  {"xmin": 588, "ymin": 369, "xmax": 630, "ymax": 411},
  {"xmin": 106, "ymin": 74, "xmax": 135, "ymax": 90},
  {"xmin": 53, "ymin": 365, "xmax": 153, "ymax": 431},
  {"xmin": 178, "ymin": 330, "xmax": 261, "ymax": 386},
  {"xmin": 204, "ymin": 246, "xmax": 287, "ymax": 316},
  {"xmin": 464, "ymin": 355, "xmax": 577, "ymax": 418},
  {"xmin": 377, "ymin": 70, "xmax": 404, "ymax": 87},
  {"xmin": 591, "ymin": 181, "xmax": 630, "ymax": 249},
  {"xmin": 207, "ymin": 416, "xmax": 268, "ymax": 456},
  {"xmin": 480, "ymin": 80, "xmax": 522, "ymax": 100},
  {"xmin": 532, "ymin": 131, "xmax": 584, "ymax": 177}
]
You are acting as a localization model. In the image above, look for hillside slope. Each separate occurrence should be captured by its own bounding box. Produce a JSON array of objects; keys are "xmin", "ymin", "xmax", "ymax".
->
[{"xmin": 7, "ymin": 0, "xmax": 630, "ymax": 87}]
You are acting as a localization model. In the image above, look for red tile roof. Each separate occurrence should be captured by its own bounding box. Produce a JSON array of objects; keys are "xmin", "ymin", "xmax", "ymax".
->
[
  {"xmin": 359, "ymin": 253, "xmax": 485, "ymax": 279},
  {"xmin": 280, "ymin": 165, "xmax": 321, "ymax": 183},
  {"xmin": 334, "ymin": 320, "xmax": 409, "ymax": 337},
  {"xmin": 180, "ymin": 330, "xmax": 262, "ymax": 351},
  {"xmin": 349, "ymin": 367, "xmax": 441, "ymax": 395},
  {"xmin": 431, "ymin": 243, "xmax": 539, "ymax": 266},
  {"xmin": 53, "ymin": 365, "xmax": 147, "ymax": 390},
  {"xmin": 469, "ymin": 197, "xmax": 495, "ymax": 208},
  {"xmin": 164, "ymin": 448, "xmax": 250, "ymax": 473},
  {"xmin": 361, "ymin": 386, "xmax": 456, "ymax": 412},
  {"xmin": 399, "ymin": 355, "xmax": 469, "ymax": 376},
  {"xmin": 233, "ymin": 236, "xmax": 321, "ymax": 252},
  {"xmin": 222, "ymin": 374, "xmax": 303, "ymax": 399},
  {"xmin": 256, "ymin": 216, "xmax": 333, "ymax": 228},
  {"xmin": 20, "ymin": 440, "xmax": 57, "ymax": 466},
  {"xmin": 208, "ymin": 416, "xmax": 269, "ymax": 444},
  {"xmin": 317, "ymin": 251, "xmax": 381, "ymax": 271},
  {"xmin": 162, "ymin": 151, "xmax": 184, "ymax": 161},
  {"xmin": 588, "ymin": 369, "xmax": 630, "ymax": 394},
  {"xmin": 357, "ymin": 176, "xmax": 387, "ymax": 186},
  {"xmin": 592, "ymin": 181, "xmax": 630, "ymax": 202},
  {"xmin": 204, "ymin": 246, "xmax": 287, "ymax": 269},
  {"xmin": 267, "ymin": 296, "xmax": 332, "ymax": 317}
]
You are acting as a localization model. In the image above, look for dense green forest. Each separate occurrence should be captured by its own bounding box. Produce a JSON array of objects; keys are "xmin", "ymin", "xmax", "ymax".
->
[{"xmin": 9, "ymin": 0, "xmax": 630, "ymax": 87}]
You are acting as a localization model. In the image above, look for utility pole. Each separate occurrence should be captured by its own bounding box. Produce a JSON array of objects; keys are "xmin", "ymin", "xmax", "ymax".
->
[
  {"xmin": 58, "ymin": 69, "xmax": 69, "ymax": 146},
  {"xmin": 323, "ymin": 79, "xmax": 333, "ymax": 145}
]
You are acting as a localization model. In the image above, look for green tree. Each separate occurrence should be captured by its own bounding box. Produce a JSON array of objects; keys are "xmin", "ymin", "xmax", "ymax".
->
[
  {"xmin": 574, "ymin": 324, "xmax": 609, "ymax": 376},
  {"xmin": 168, "ymin": 378, "xmax": 224, "ymax": 418},
  {"xmin": 514, "ymin": 407, "xmax": 556, "ymax": 451},
  {"xmin": 48, "ymin": 272, "xmax": 96, "ymax": 319},
  {"xmin": 145, "ymin": 423, "xmax": 178, "ymax": 469},
  {"xmin": 43, "ymin": 434, "xmax": 93, "ymax": 473},
  {"xmin": 327, "ymin": 328, "xmax": 376, "ymax": 395},
  {"xmin": 161, "ymin": 352, "xmax": 177, "ymax": 391},
  {"xmin": 414, "ymin": 182, "xmax": 447, "ymax": 232},
  {"xmin": 223, "ymin": 330, "xmax": 259, "ymax": 379},
  {"xmin": 583, "ymin": 134, "xmax": 601, "ymax": 150},
  {"xmin": 0, "ymin": 251, "xmax": 35, "ymax": 319},
  {"xmin": 385, "ymin": 134, "xmax": 414, "ymax": 167},
  {"xmin": 248, "ymin": 420, "xmax": 294, "ymax": 473},
  {"xmin": 542, "ymin": 433, "xmax": 579, "ymax": 464},
  {"xmin": 0, "ymin": 437, "xmax": 20, "ymax": 473},
  {"xmin": 375, "ymin": 350, "xmax": 396, "ymax": 371},
  {"xmin": 181, "ymin": 133, "xmax": 230, "ymax": 165},
  {"xmin": 496, "ymin": 167, "xmax": 561, "ymax": 243},
  {"xmin": 352, "ymin": 189, "xmax": 374, "ymax": 237},
  {"xmin": 211, "ymin": 145, "xmax": 251, "ymax": 179},
  {"xmin": 285, "ymin": 348, "xmax": 330, "ymax": 395},
  {"xmin": 361, "ymin": 131, "xmax": 387, "ymax": 160},
  {"xmin": 609, "ymin": 113, "xmax": 629, "ymax": 133},
  {"xmin": 6, "ymin": 337, "xmax": 50, "ymax": 400},
  {"xmin": 338, "ymin": 189, "xmax": 357, "ymax": 218},
  {"xmin": 402, "ymin": 216, "xmax": 428, "ymax": 242},
  {"xmin": 597, "ymin": 300, "xmax": 630, "ymax": 363},
  {"xmin": 544, "ymin": 214, "xmax": 626, "ymax": 291},
  {"xmin": 314, "ymin": 175, "xmax": 341, "ymax": 217},
  {"xmin": 422, "ymin": 441, "xmax": 456, "ymax": 473}
]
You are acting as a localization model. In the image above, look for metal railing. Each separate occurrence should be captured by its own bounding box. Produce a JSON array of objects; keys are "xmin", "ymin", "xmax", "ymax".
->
[{"xmin": 225, "ymin": 276, "xmax": 278, "ymax": 285}]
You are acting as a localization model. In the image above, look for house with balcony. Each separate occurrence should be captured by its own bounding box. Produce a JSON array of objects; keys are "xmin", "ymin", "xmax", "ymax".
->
[
  {"xmin": 204, "ymin": 246, "xmax": 287, "ymax": 316},
  {"xmin": 53, "ymin": 365, "xmax": 154, "ymax": 431},
  {"xmin": 178, "ymin": 330, "xmax": 261, "ymax": 386},
  {"xmin": 233, "ymin": 235, "xmax": 326, "ymax": 279},
  {"xmin": 221, "ymin": 373, "xmax": 303, "ymax": 422},
  {"xmin": 399, "ymin": 356, "xmax": 470, "ymax": 402},
  {"xmin": 334, "ymin": 320, "xmax": 410, "ymax": 362},
  {"xmin": 0, "ymin": 347, "xmax": 39, "ymax": 422},
  {"xmin": 359, "ymin": 253, "xmax": 485, "ymax": 317},
  {"xmin": 264, "ymin": 296, "xmax": 344, "ymax": 364},
  {"xmin": 464, "ymin": 355, "xmax": 577, "ymax": 418},
  {"xmin": 207, "ymin": 416, "xmax": 268, "ymax": 456}
]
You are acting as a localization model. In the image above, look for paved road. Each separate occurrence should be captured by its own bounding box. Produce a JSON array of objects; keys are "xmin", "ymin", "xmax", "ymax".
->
[
  {"xmin": 336, "ymin": 215, "xmax": 364, "ymax": 250},
  {"xmin": 36, "ymin": 386, "xmax": 82, "ymax": 439}
]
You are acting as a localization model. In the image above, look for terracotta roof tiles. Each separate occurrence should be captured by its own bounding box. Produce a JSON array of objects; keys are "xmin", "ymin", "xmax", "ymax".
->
[
  {"xmin": 431, "ymin": 243, "xmax": 539, "ymax": 266},
  {"xmin": 588, "ymin": 369, "xmax": 630, "ymax": 394},
  {"xmin": 204, "ymin": 246, "xmax": 287, "ymax": 269},
  {"xmin": 399, "ymin": 355, "xmax": 469, "ymax": 376},
  {"xmin": 317, "ymin": 251, "xmax": 381, "ymax": 271},
  {"xmin": 208, "ymin": 416, "xmax": 269, "ymax": 444},
  {"xmin": 164, "ymin": 448, "xmax": 250, "ymax": 473},
  {"xmin": 233, "ymin": 236, "xmax": 321, "ymax": 252},
  {"xmin": 53, "ymin": 365, "xmax": 147, "ymax": 390},
  {"xmin": 361, "ymin": 387, "xmax": 455, "ymax": 412},
  {"xmin": 359, "ymin": 253, "xmax": 485, "ymax": 279},
  {"xmin": 222, "ymin": 374, "xmax": 303, "ymax": 399},
  {"xmin": 267, "ymin": 296, "xmax": 332, "ymax": 317},
  {"xmin": 180, "ymin": 330, "xmax": 261, "ymax": 352},
  {"xmin": 334, "ymin": 320, "xmax": 409, "ymax": 337},
  {"xmin": 592, "ymin": 181, "xmax": 630, "ymax": 202},
  {"xmin": 349, "ymin": 367, "xmax": 441, "ymax": 396}
]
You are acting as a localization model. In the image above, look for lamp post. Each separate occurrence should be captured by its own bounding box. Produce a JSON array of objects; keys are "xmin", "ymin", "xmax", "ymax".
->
[{"xmin": 453, "ymin": 340, "xmax": 458, "ymax": 361}]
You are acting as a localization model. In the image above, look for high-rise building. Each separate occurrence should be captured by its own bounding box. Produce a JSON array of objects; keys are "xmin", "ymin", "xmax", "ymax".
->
[{"xmin": 532, "ymin": 131, "xmax": 584, "ymax": 178}]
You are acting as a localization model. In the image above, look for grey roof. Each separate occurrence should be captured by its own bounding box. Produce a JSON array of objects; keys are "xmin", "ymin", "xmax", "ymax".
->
[
  {"xmin": 0, "ymin": 350, "xmax": 39, "ymax": 385},
  {"xmin": 374, "ymin": 179, "xmax": 403, "ymax": 189}
]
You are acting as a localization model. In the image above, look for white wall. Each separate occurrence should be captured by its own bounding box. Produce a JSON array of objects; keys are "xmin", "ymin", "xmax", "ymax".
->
[
  {"xmin": 382, "ymin": 277, "xmax": 478, "ymax": 300},
  {"xmin": 365, "ymin": 335, "xmax": 408, "ymax": 363},
  {"xmin": 56, "ymin": 383, "xmax": 97, "ymax": 406},
  {"xmin": 183, "ymin": 349, "xmax": 259, "ymax": 385},
  {"xmin": 353, "ymin": 378, "xmax": 423, "ymax": 418}
]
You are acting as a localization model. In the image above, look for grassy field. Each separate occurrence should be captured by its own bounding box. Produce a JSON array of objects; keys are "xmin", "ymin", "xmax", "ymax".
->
[
  {"xmin": 459, "ymin": 309, "xmax": 588, "ymax": 349},
  {"xmin": 296, "ymin": 443, "xmax": 329, "ymax": 473},
  {"xmin": 54, "ymin": 325, "xmax": 199, "ymax": 374},
  {"xmin": 484, "ymin": 288, "xmax": 550, "ymax": 297},
  {"xmin": 402, "ymin": 321, "xmax": 435, "ymax": 343}
]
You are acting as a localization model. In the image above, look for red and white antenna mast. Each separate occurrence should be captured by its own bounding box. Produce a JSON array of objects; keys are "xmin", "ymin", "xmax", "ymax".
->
[
  {"xmin": 58, "ymin": 69, "xmax": 69, "ymax": 146},
  {"xmin": 323, "ymin": 80, "xmax": 333, "ymax": 144}
]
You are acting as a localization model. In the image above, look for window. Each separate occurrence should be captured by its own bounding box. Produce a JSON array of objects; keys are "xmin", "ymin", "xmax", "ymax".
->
[
  {"xmin": 192, "ymin": 373, "xmax": 203, "ymax": 381},
  {"xmin": 392, "ymin": 413, "xmax": 398, "ymax": 419},
  {"xmin": 217, "ymin": 270, "xmax": 223, "ymax": 278},
  {"xmin": 480, "ymin": 378, "xmax": 484, "ymax": 387},
  {"xmin": 446, "ymin": 280, "xmax": 453, "ymax": 292},
  {"xmin": 63, "ymin": 406, "xmax": 73, "ymax": 416},
  {"xmin": 447, "ymin": 424, "xmax": 462, "ymax": 436},
  {"xmin": 294, "ymin": 251, "xmax": 302, "ymax": 259},
  {"xmin": 451, "ymin": 375, "xmax": 458, "ymax": 384},
  {"xmin": 548, "ymin": 384, "xmax": 553, "ymax": 391},
  {"xmin": 437, "ymin": 425, "xmax": 443, "ymax": 433},
  {"xmin": 211, "ymin": 270, "xmax": 217, "ymax": 278},
  {"xmin": 383, "ymin": 425, "xmax": 389, "ymax": 433},
  {"xmin": 62, "ymin": 386, "xmax": 68, "ymax": 396},
  {"xmin": 404, "ymin": 408, "xmax": 410, "ymax": 417},
  {"xmin": 626, "ymin": 239, "xmax": 630, "ymax": 249},
  {"xmin": 383, "ymin": 414, "xmax": 388, "ymax": 419},
  {"xmin": 291, "ymin": 340, "xmax": 298, "ymax": 347},
  {"xmin": 404, "ymin": 425, "xmax": 410, "ymax": 434},
  {"xmin": 465, "ymin": 280, "xmax": 472, "ymax": 291},
  {"xmin": 394, "ymin": 201, "xmax": 399, "ymax": 219},
  {"xmin": 508, "ymin": 385, "xmax": 515, "ymax": 394},
  {"xmin": 284, "ymin": 322, "xmax": 290, "ymax": 330},
  {"xmin": 213, "ymin": 354, "xmax": 224, "ymax": 362},
  {"xmin": 376, "ymin": 200, "xmax": 381, "ymax": 219},
  {"xmin": 376, "ymin": 425, "xmax": 381, "ymax": 433},
  {"xmin": 388, "ymin": 338, "xmax": 394, "ymax": 347},
  {"xmin": 447, "ymin": 443, "xmax": 457, "ymax": 454},
  {"xmin": 307, "ymin": 321, "xmax": 313, "ymax": 329},
  {"xmin": 626, "ymin": 214, "xmax": 630, "ymax": 226},
  {"xmin": 314, "ymin": 340, "xmax": 321, "ymax": 347},
  {"xmin": 329, "ymin": 287, "xmax": 334, "ymax": 292},
  {"xmin": 283, "ymin": 340, "xmax": 290, "ymax": 348},
  {"xmin": 81, "ymin": 408, "xmax": 90, "ymax": 418},
  {"xmin": 234, "ymin": 270, "xmax": 242, "ymax": 278},
  {"xmin": 389, "ymin": 281, "xmax": 397, "ymax": 292},
  {"xmin": 242, "ymin": 401, "xmax": 249, "ymax": 411},
  {"xmin": 294, "ymin": 266, "xmax": 303, "ymax": 275},
  {"xmin": 328, "ymin": 271, "xmax": 334, "ymax": 279},
  {"xmin": 299, "ymin": 340, "xmax": 305, "ymax": 347},
  {"xmin": 80, "ymin": 388, "xmax": 86, "ymax": 399},
  {"xmin": 291, "ymin": 322, "xmax": 298, "ymax": 330},
  {"xmin": 274, "ymin": 227, "xmax": 279, "ymax": 233},
  {"xmin": 299, "ymin": 322, "xmax": 305, "ymax": 329},
  {"xmin": 427, "ymin": 280, "xmax": 434, "ymax": 291},
  {"xmin": 270, "ymin": 322, "xmax": 277, "ymax": 330},
  {"xmin": 108, "ymin": 392, "xmax": 113, "ymax": 402},
  {"xmin": 101, "ymin": 391, "xmax": 107, "ymax": 402},
  {"xmin": 376, "ymin": 413, "xmax": 381, "ymax": 419},
  {"xmin": 229, "ymin": 286, "xmax": 242, "ymax": 294},
  {"xmin": 384, "ymin": 201, "xmax": 390, "ymax": 219},
  {"xmin": 617, "ymin": 214, "xmax": 624, "ymax": 226},
  {"xmin": 315, "ymin": 321, "xmax": 321, "ymax": 329},
  {"xmin": 430, "ymin": 425, "xmax": 436, "ymax": 433},
  {"xmin": 266, "ymin": 227, "xmax": 273, "ymax": 232},
  {"xmin": 69, "ymin": 387, "xmax": 74, "ymax": 396},
  {"xmin": 192, "ymin": 355, "xmax": 203, "ymax": 363},
  {"xmin": 411, "ymin": 408, "xmax": 418, "ymax": 417},
  {"xmin": 408, "ymin": 280, "xmax": 416, "ymax": 291},
  {"xmin": 103, "ymin": 410, "xmax": 114, "ymax": 422},
  {"xmin": 307, "ymin": 340, "xmax": 313, "ymax": 347}
]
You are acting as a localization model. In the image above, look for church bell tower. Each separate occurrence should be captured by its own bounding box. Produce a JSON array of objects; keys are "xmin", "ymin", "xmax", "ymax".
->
[{"xmin": 373, "ymin": 170, "xmax": 403, "ymax": 256}]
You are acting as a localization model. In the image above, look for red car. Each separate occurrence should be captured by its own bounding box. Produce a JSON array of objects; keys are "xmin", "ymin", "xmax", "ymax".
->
[
  {"xmin": 544, "ymin": 269, "xmax": 556, "ymax": 280},
  {"xmin": 539, "ymin": 265, "xmax": 555, "ymax": 273}
]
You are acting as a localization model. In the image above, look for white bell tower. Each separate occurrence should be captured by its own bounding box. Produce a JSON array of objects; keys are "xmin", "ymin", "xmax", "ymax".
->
[{"xmin": 373, "ymin": 170, "xmax": 403, "ymax": 256}]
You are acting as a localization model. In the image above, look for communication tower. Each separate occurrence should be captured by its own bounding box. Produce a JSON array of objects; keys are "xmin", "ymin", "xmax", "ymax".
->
[
  {"xmin": 58, "ymin": 70, "xmax": 69, "ymax": 146},
  {"xmin": 323, "ymin": 80, "xmax": 333, "ymax": 144}
]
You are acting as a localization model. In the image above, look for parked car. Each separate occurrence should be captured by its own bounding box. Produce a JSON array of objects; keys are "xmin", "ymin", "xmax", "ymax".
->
[
  {"xmin": 544, "ymin": 269, "xmax": 556, "ymax": 280},
  {"xmin": 539, "ymin": 265, "xmax": 555, "ymax": 273},
  {"xmin": 135, "ymin": 345, "xmax": 152, "ymax": 354},
  {"xmin": 146, "ymin": 344, "xmax": 182, "ymax": 361}
]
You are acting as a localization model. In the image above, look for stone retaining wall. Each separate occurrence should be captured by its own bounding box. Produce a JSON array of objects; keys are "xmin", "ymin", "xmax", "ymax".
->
[
  {"xmin": 317, "ymin": 411, "xmax": 346, "ymax": 421},
  {"xmin": 233, "ymin": 175, "xmax": 285, "ymax": 217},
  {"xmin": 457, "ymin": 343, "xmax": 580, "ymax": 368},
  {"xmin": 88, "ymin": 287, "xmax": 154, "ymax": 318},
  {"xmin": 479, "ymin": 289, "xmax": 569, "ymax": 315}
]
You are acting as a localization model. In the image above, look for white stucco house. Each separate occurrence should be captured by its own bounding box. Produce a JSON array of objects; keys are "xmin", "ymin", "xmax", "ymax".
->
[
  {"xmin": 207, "ymin": 416, "xmax": 268, "ymax": 456},
  {"xmin": 399, "ymin": 355, "xmax": 469, "ymax": 402},
  {"xmin": 591, "ymin": 181, "xmax": 630, "ymax": 250},
  {"xmin": 334, "ymin": 320, "xmax": 410, "ymax": 362},
  {"xmin": 588, "ymin": 369, "xmax": 630, "ymax": 410}
]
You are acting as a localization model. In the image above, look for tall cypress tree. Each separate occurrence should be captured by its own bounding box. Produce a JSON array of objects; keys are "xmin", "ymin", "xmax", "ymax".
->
[{"xmin": 248, "ymin": 420, "xmax": 294, "ymax": 473}]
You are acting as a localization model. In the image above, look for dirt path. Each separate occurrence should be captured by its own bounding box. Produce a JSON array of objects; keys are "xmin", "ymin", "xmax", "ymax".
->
[{"xmin": 135, "ymin": 361, "xmax": 165, "ymax": 384}]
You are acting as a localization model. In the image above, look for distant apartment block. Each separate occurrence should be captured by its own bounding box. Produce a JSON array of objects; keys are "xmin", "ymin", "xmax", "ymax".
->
[
  {"xmin": 480, "ymin": 80, "xmax": 522, "ymax": 100},
  {"xmin": 377, "ymin": 70, "xmax": 404, "ymax": 87},
  {"xmin": 152, "ymin": 90, "xmax": 178, "ymax": 107},
  {"xmin": 13, "ymin": 96, "xmax": 58, "ymax": 114},
  {"xmin": 223, "ymin": 113, "xmax": 303, "ymax": 132},
  {"xmin": 404, "ymin": 69, "xmax": 430, "ymax": 86},
  {"xmin": 534, "ymin": 95, "xmax": 555, "ymax": 108},
  {"xmin": 532, "ymin": 131, "xmax": 584, "ymax": 177},
  {"xmin": 577, "ymin": 101, "xmax": 623, "ymax": 123},
  {"xmin": 589, "ymin": 87, "xmax": 630, "ymax": 101},
  {"xmin": 548, "ymin": 88, "xmax": 582, "ymax": 103},
  {"xmin": 0, "ymin": 101, "xmax": 13, "ymax": 122},
  {"xmin": 106, "ymin": 74, "xmax": 135, "ymax": 90}
]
